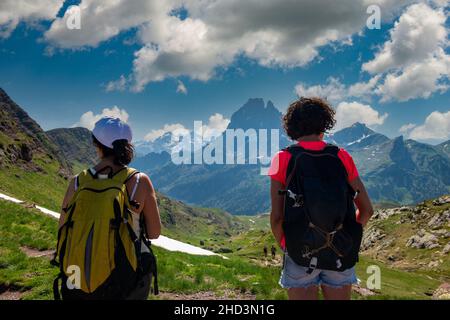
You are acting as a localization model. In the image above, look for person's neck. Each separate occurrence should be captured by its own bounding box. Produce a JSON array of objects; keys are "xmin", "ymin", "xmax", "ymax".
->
[
  {"xmin": 95, "ymin": 158, "xmax": 124, "ymax": 172},
  {"xmin": 298, "ymin": 134, "xmax": 323, "ymax": 142}
]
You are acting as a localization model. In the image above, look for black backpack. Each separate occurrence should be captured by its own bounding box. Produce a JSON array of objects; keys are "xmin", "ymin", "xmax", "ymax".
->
[{"xmin": 279, "ymin": 143, "xmax": 363, "ymax": 273}]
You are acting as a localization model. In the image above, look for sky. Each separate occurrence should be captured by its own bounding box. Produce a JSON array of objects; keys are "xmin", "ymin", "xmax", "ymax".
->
[{"xmin": 0, "ymin": 0, "xmax": 449, "ymax": 144}]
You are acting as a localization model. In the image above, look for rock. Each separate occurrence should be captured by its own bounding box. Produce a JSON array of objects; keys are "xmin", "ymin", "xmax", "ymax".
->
[
  {"xmin": 352, "ymin": 284, "xmax": 376, "ymax": 297},
  {"xmin": 19, "ymin": 143, "xmax": 32, "ymax": 161},
  {"xmin": 433, "ymin": 229, "xmax": 448, "ymax": 236},
  {"xmin": 428, "ymin": 261, "xmax": 439, "ymax": 268},
  {"xmin": 217, "ymin": 247, "xmax": 233, "ymax": 253},
  {"xmin": 372, "ymin": 209, "xmax": 397, "ymax": 220},
  {"xmin": 406, "ymin": 232, "xmax": 439, "ymax": 249},
  {"xmin": 361, "ymin": 228, "xmax": 385, "ymax": 250},
  {"xmin": 427, "ymin": 210, "xmax": 450, "ymax": 230},
  {"xmin": 443, "ymin": 243, "xmax": 450, "ymax": 255},
  {"xmin": 399, "ymin": 206, "xmax": 410, "ymax": 212},
  {"xmin": 200, "ymin": 240, "xmax": 205, "ymax": 246},
  {"xmin": 433, "ymin": 196, "xmax": 450, "ymax": 206},
  {"xmin": 433, "ymin": 283, "xmax": 450, "ymax": 300}
]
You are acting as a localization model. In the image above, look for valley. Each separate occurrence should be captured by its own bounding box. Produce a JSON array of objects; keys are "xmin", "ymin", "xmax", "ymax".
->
[{"xmin": 0, "ymin": 87, "xmax": 449, "ymax": 300}]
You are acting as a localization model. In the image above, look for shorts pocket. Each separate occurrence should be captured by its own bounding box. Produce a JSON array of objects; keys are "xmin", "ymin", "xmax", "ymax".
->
[{"xmin": 284, "ymin": 254, "xmax": 309, "ymax": 280}]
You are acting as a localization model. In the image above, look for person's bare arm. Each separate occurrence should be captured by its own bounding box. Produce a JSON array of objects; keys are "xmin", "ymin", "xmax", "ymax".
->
[
  {"xmin": 270, "ymin": 179, "xmax": 285, "ymax": 246},
  {"xmin": 349, "ymin": 177, "xmax": 374, "ymax": 227},
  {"xmin": 141, "ymin": 175, "xmax": 161, "ymax": 239},
  {"xmin": 59, "ymin": 177, "xmax": 76, "ymax": 228}
]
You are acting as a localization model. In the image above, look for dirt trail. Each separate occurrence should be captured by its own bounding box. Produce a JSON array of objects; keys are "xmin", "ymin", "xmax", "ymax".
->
[
  {"xmin": 19, "ymin": 246, "xmax": 54, "ymax": 259},
  {"xmin": 156, "ymin": 290, "xmax": 256, "ymax": 300}
]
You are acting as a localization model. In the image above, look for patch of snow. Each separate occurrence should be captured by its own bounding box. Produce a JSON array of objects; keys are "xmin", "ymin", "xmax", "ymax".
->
[
  {"xmin": 346, "ymin": 134, "xmax": 371, "ymax": 146},
  {"xmin": 0, "ymin": 193, "xmax": 23, "ymax": 204},
  {"xmin": 152, "ymin": 236, "xmax": 227, "ymax": 259},
  {"xmin": 35, "ymin": 205, "xmax": 60, "ymax": 219}
]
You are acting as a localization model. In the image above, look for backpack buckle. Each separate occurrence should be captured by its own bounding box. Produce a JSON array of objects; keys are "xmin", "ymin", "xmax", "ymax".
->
[
  {"xmin": 306, "ymin": 257, "xmax": 318, "ymax": 274},
  {"xmin": 280, "ymin": 189, "xmax": 304, "ymax": 207}
]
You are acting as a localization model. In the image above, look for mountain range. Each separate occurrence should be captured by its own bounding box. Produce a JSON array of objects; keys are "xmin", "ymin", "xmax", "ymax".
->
[
  {"xmin": 1, "ymin": 87, "xmax": 449, "ymax": 215},
  {"xmin": 132, "ymin": 100, "xmax": 450, "ymax": 214}
]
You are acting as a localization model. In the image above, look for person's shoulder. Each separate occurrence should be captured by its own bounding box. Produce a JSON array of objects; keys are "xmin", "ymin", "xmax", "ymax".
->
[
  {"xmin": 127, "ymin": 169, "xmax": 152, "ymax": 185},
  {"xmin": 336, "ymin": 147, "xmax": 353, "ymax": 159}
]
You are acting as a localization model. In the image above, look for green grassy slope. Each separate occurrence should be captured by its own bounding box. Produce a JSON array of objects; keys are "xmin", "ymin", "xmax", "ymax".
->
[
  {"xmin": 0, "ymin": 159, "xmax": 69, "ymax": 212},
  {"xmin": 1, "ymin": 199, "xmax": 445, "ymax": 300},
  {"xmin": 0, "ymin": 199, "xmax": 285, "ymax": 300}
]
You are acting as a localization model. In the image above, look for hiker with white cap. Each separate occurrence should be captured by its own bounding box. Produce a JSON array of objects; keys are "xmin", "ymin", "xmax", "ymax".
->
[{"xmin": 54, "ymin": 117, "xmax": 161, "ymax": 300}]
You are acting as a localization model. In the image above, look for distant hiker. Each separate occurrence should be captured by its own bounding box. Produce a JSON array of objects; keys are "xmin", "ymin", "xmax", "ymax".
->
[
  {"xmin": 263, "ymin": 245, "xmax": 268, "ymax": 258},
  {"xmin": 271, "ymin": 245, "xmax": 276, "ymax": 259},
  {"xmin": 269, "ymin": 97, "xmax": 374, "ymax": 300},
  {"xmin": 52, "ymin": 117, "xmax": 161, "ymax": 300}
]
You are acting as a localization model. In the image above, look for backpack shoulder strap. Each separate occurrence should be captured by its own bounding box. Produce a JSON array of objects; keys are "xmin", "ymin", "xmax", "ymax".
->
[
  {"xmin": 283, "ymin": 143, "xmax": 305, "ymax": 154},
  {"xmin": 76, "ymin": 169, "xmax": 95, "ymax": 188},
  {"xmin": 323, "ymin": 143, "xmax": 340, "ymax": 155}
]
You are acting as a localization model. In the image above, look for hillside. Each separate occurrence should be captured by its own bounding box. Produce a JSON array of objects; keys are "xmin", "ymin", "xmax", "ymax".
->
[
  {"xmin": 0, "ymin": 88, "xmax": 73, "ymax": 210},
  {"xmin": 2, "ymin": 195, "xmax": 449, "ymax": 300},
  {"xmin": 0, "ymin": 88, "xmax": 70, "ymax": 173},
  {"xmin": 361, "ymin": 195, "xmax": 450, "ymax": 275},
  {"xmin": 436, "ymin": 140, "xmax": 450, "ymax": 159},
  {"xmin": 46, "ymin": 127, "xmax": 97, "ymax": 168}
]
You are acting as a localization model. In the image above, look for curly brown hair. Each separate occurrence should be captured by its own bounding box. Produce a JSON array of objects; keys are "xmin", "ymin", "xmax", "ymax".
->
[{"xmin": 282, "ymin": 97, "xmax": 336, "ymax": 140}]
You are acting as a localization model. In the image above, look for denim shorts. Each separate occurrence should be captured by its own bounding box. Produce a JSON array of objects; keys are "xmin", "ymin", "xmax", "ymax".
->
[{"xmin": 279, "ymin": 253, "xmax": 357, "ymax": 289}]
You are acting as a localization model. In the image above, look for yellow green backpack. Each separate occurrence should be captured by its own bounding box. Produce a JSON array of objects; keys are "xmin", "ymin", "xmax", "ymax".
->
[{"xmin": 51, "ymin": 166, "xmax": 158, "ymax": 299}]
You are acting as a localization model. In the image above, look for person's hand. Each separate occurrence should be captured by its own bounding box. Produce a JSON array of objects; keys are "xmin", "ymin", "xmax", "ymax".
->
[{"xmin": 356, "ymin": 209, "xmax": 369, "ymax": 228}]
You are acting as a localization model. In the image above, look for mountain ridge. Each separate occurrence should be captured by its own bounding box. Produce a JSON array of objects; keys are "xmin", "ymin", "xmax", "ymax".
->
[{"xmin": 134, "ymin": 100, "xmax": 450, "ymax": 214}]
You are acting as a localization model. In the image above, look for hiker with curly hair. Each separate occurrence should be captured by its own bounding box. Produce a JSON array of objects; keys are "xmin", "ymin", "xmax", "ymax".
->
[{"xmin": 269, "ymin": 97, "xmax": 374, "ymax": 300}]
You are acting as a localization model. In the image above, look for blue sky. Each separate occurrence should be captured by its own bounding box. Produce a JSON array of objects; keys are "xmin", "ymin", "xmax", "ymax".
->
[{"xmin": 0, "ymin": 0, "xmax": 449, "ymax": 143}]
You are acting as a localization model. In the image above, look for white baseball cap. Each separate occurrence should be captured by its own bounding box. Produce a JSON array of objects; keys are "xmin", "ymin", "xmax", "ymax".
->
[{"xmin": 92, "ymin": 117, "xmax": 132, "ymax": 149}]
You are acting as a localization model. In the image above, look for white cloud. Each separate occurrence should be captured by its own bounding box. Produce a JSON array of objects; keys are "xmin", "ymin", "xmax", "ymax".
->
[
  {"xmin": 334, "ymin": 101, "xmax": 388, "ymax": 131},
  {"xmin": 73, "ymin": 106, "xmax": 129, "ymax": 130},
  {"xmin": 347, "ymin": 75, "xmax": 381, "ymax": 100},
  {"xmin": 39, "ymin": 0, "xmax": 413, "ymax": 92},
  {"xmin": 363, "ymin": 3, "xmax": 447, "ymax": 74},
  {"xmin": 407, "ymin": 111, "xmax": 450, "ymax": 141},
  {"xmin": 295, "ymin": 76, "xmax": 381, "ymax": 103},
  {"xmin": 399, "ymin": 123, "xmax": 417, "ymax": 135},
  {"xmin": 144, "ymin": 113, "xmax": 230, "ymax": 143},
  {"xmin": 44, "ymin": 0, "xmax": 173, "ymax": 48},
  {"xmin": 0, "ymin": 0, "xmax": 63, "ymax": 38},
  {"xmin": 176, "ymin": 80, "xmax": 188, "ymax": 94},
  {"xmin": 144, "ymin": 123, "xmax": 189, "ymax": 142},
  {"xmin": 295, "ymin": 77, "xmax": 346, "ymax": 103},
  {"xmin": 363, "ymin": 3, "xmax": 450, "ymax": 102},
  {"xmin": 201, "ymin": 113, "xmax": 231, "ymax": 142},
  {"xmin": 376, "ymin": 51, "xmax": 450, "ymax": 102},
  {"xmin": 104, "ymin": 75, "xmax": 128, "ymax": 92}
]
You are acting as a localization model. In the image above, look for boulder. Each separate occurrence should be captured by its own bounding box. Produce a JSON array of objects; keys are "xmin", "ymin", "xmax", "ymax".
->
[
  {"xmin": 406, "ymin": 232, "xmax": 439, "ymax": 249},
  {"xmin": 433, "ymin": 196, "xmax": 450, "ymax": 206},
  {"xmin": 19, "ymin": 143, "xmax": 32, "ymax": 161},
  {"xmin": 361, "ymin": 228, "xmax": 385, "ymax": 250},
  {"xmin": 427, "ymin": 210, "xmax": 450, "ymax": 230},
  {"xmin": 433, "ymin": 283, "xmax": 450, "ymax": 300},
  {"xmin": 443, "ymin": 242, "xmax": 450, "ymax": 255}
]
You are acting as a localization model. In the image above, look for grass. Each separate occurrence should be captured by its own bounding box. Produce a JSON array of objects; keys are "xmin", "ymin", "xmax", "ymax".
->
[
  {"xmin": 0, "ymin": 157, "xmax": 69, "ymax": 212},
  {"xmin": 0, "ymin": 199, "xmax": 286, "ymax": 300},
  {"xmin": 0, "ymin": 200, "xmax": 59, "ymax": 299},
  {"xmin": 0, "ymin": 198, "xmax": 446, "ymax": 300}
]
